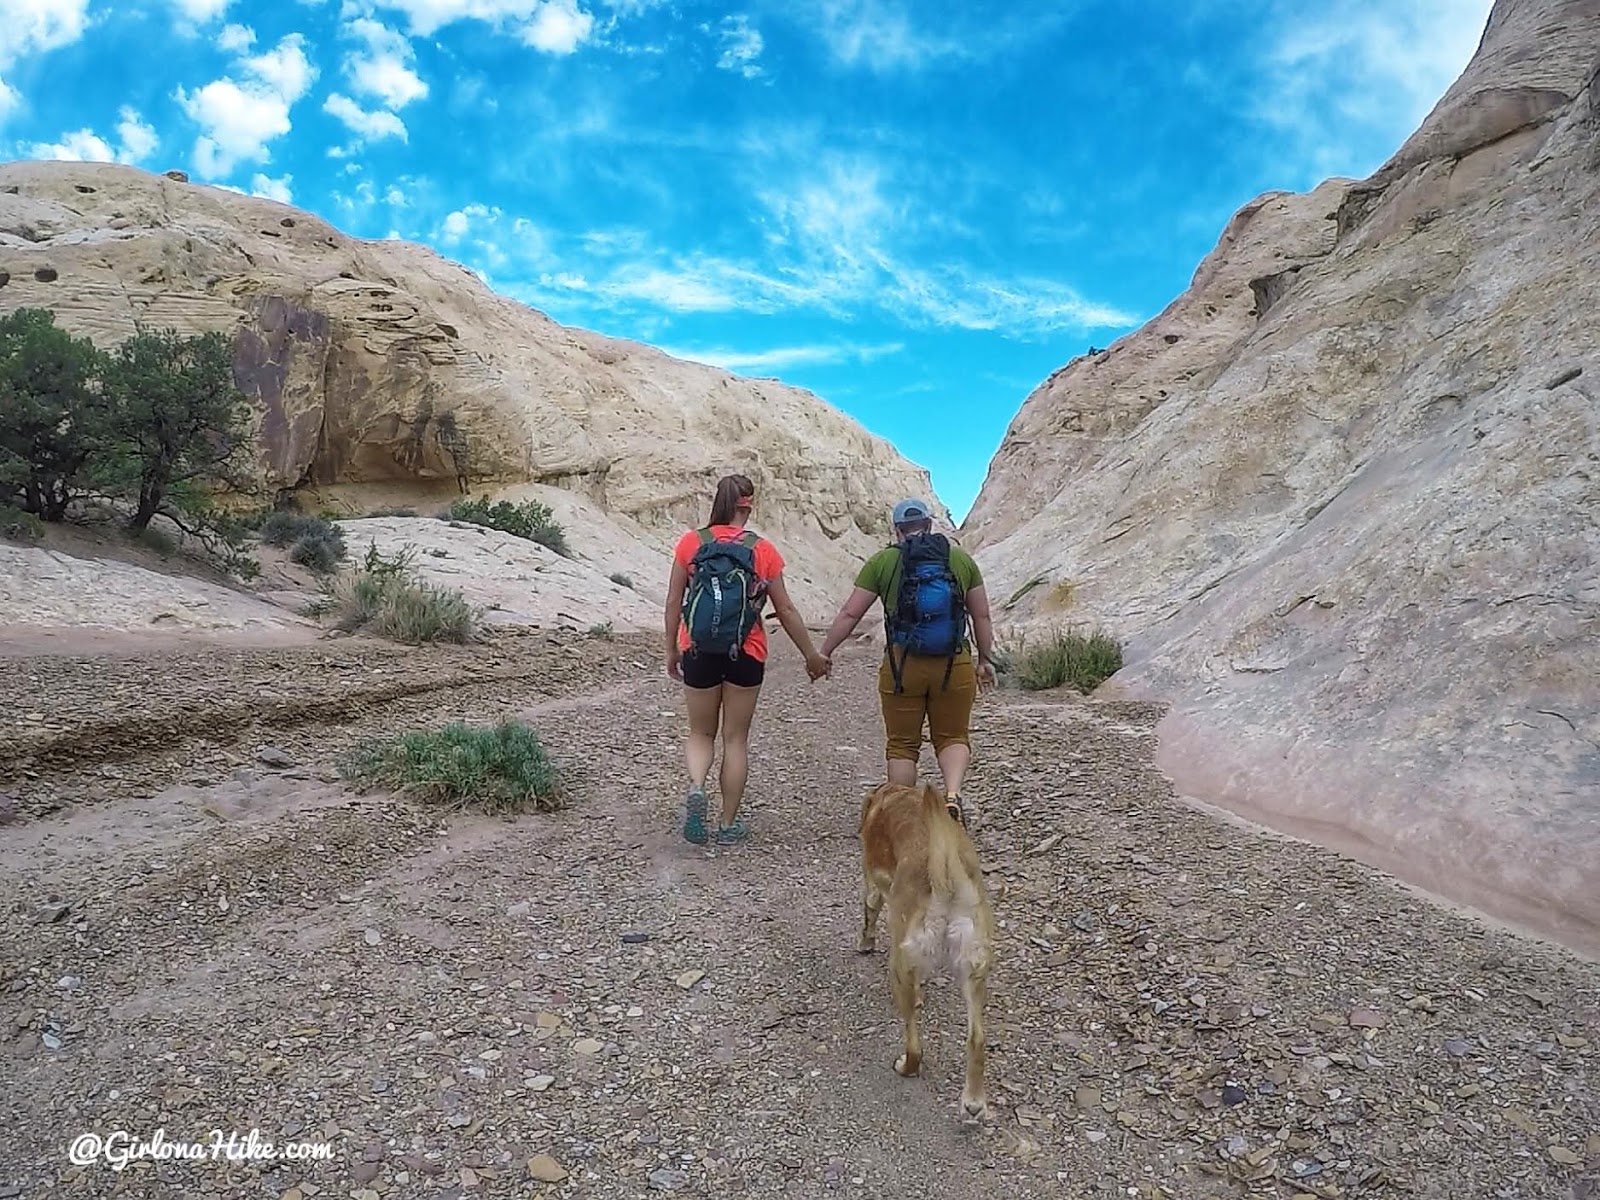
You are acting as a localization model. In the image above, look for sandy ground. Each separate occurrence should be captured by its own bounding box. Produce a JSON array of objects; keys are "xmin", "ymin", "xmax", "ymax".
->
[{"xmin": 1, "ymin": 630, "xmax": 1596, "ymax": 1200}]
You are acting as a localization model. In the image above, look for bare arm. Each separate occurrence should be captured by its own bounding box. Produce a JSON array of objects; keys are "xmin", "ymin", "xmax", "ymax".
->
[
  {"xmin": 820, "ymin": 586, "xmax": 878, "ymax": 658},
  {"xmin": 664, "ymin": 558, "xmax": 689, "ymax": 671},
  {"xmin": 763, "ymin": 572, "xmax": 822, "ymax": 660},
  {"xmin": 967, "ymin": 584, "xmax": 995, "ymax": 663}
]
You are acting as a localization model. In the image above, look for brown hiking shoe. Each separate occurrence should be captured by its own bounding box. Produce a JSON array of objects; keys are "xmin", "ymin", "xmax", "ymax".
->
[{"xmin": 945, "ymin": 795, "xmax": 967, "ymax": 827}]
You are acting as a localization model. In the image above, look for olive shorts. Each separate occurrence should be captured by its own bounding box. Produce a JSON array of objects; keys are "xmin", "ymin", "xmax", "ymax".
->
[{"xmin": 878, "ymin": 651, "xmax": 977, "ymax": 761}]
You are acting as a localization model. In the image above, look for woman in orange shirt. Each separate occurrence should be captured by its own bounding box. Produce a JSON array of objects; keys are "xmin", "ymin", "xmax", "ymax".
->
[{"xmin": 664, "ymin": 473, "xmax": 830, "ymax": 846}]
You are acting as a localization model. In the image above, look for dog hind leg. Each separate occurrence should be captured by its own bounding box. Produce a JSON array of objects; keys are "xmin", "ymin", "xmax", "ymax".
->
[
  {"xmin": 890, "ymin": 945, "xmax": 923, "ymax": 1077},
  {"xmin": 959, "ymin": 966, "xmax": 989, "ymax": 1116},
  {"xmin": 858, "ymin": 882, "xmax": 885, "ymax": 954}
]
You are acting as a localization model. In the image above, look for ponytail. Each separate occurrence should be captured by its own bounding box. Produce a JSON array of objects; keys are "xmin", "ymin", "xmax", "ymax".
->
[{"xmin": 707, "ymin": 473, "xmax": 755, "ymax": 526}]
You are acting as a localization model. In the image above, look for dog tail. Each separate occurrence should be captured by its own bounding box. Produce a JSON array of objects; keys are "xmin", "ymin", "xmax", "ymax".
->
[{"xmin": 904, "ymin": 784, "xmax": 990, "ymax": 981}]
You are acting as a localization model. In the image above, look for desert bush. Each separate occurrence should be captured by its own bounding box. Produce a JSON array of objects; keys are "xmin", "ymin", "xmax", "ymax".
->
[
  {"xmin": 306, "ymin": 542, "xmax": 480, "ymax": 644},
  {"xmin": 609, "ymin": 571, "xmax": 634, "ymax": 589},
  {"xmin": 288, "ymin": 528, "xmax": 346, "ymax": 573},
  {"xmin": 0, "ymin": 503, "xmax": 44, "ymax": 542},
  {"xmin": 260, "ymin": 511, "xmax": 336, "ymax": 547},
  {"xmin": 337, "ymin": 718, "xmax": 563, "ymax": 814},
  {"xmin": 448, "ymin": 495, "xmax": 570, "ymax": 557},
  {"xmin": 588, "ymin": 620, "xmax": 615, "ymax": 640},
  {"xmin": 999, "ymin": 625, "xmax": 1124, "ymax": 693},
  {"xmin": 260, "ymin": 511, "xmax": 348, "ymax": 574}
]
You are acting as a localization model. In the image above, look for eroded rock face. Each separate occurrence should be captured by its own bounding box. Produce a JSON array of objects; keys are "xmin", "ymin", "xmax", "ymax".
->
[
  {"xmin": 0, "ymin": 161, "xmax": 942, "ymax": 614},
  {"xmin": 964, "ymin": 0, "xmax": 1600, "ymax": 955}
]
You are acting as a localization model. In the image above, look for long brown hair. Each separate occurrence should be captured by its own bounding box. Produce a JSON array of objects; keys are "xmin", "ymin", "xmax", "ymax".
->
[{"xmin": 707, "ymin": 473, "xmax": 755, "ymax": 526}]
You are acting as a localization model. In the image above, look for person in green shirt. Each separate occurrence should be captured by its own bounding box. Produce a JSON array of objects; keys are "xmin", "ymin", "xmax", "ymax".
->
[{"xmin": 818, "ymin": 498, "xmax": 997, "ymax": 827}]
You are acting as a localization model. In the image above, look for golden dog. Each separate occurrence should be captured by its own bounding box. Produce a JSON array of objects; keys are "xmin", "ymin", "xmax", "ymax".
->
[{"xmin": 857, "ymin": 781, "xmax": 995, "ymax": 1117}]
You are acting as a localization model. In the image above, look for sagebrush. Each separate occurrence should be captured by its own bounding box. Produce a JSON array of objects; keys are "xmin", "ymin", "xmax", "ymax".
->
[
  {"xmin": 996, "ymin": 626, "xmax": 1123, "ymax": 693},
  {"xmin": 448, "ymin": 495, "xmax": 570, "ymax": 556},
  {"xmin": 260, "ymin": 511, "xmax": 349, "ymax": 575},
  {"xmin": 304, "ymin": 542, "xmax": 480, "ymax": 644},
  {"xmin": 337, "ymin": 719, "xmax": 564, "ymax": 814}
]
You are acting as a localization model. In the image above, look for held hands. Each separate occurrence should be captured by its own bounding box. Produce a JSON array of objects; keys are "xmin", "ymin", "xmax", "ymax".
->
[{"xmin": 806, "ymin": 651, "xmax": 833, "ymax": 682}]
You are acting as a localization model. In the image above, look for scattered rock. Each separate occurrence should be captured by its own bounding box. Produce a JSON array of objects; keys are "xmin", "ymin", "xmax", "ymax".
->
[
  {"xmin": 528, "ymin": 1153, "xmax": 567, "ymax": 1183},
  {"xmin": 256, "ymin": 746, "xmax": 295, "ymax": 769}
]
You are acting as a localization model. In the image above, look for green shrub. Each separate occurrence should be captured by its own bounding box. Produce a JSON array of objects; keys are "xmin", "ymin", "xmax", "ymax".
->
[
  {"xmin": 305, "ymin": 542, "xmax": 480, "ymax": 644},
  {"xmin": 0, "ymin": 503, "xmax": 45, "ymax": 543},
  {"xmin": 337, "ymin": 718, "xmax": 564, "ymax": 814},
  {"xmin": 588, "ymin": 620, "xmax": 614, "ymax": 640},
  {"xmin": 447, "ymin": 495, "xmax": 570, "ymax": 557},
  {"xmin": 1001, "ymin": 626, "xmax": 1124, "ymax": 693},
  {"xmin": 288, "ymin": 527, "xmax": 347, "ymax": 574},
  {"xmin": 132, "ymin": 523, "xmax": 178, "ymax": 556},
  {"xmin": 260, "ymin": 511, "xmax": 338, "ymax": 548}
]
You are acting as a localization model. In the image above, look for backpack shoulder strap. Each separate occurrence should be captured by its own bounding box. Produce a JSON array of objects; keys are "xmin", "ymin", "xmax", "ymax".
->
[
  {"xmin": 738, "ymin": 531, "xmax": 759, "ymax": 548},
  {"xmin": 696, "ymin": 527, "xmax": 715, "ymax": 545}
]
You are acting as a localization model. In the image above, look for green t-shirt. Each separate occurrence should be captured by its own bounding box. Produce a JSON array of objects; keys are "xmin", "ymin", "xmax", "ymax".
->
[{"xmin": 855, "ymin": 539, "xmax": 984, "ymax": 657}]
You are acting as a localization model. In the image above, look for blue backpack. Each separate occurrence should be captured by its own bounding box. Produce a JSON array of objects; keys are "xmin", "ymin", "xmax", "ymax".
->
[
  {"xmin": 683, "ymin": 529, "xmax": 764, "ymax": 659},
  {"xmin": 884, "ymin": 532, "xmax": 968, "ymax": 692}
]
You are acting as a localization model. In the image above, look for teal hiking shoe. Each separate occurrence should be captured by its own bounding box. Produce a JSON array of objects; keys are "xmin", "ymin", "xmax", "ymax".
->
[
  {"xmin": 715, "ymin": 818, "xmax": 750, "ymax": 845},
  {"xmin": 683, "ymin": 784, "xmax": 709, "ymax": 845}
]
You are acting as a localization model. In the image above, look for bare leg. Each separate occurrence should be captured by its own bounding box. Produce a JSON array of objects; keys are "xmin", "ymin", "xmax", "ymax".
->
[
  {"xmin": 683, "ymin": 684, "xmax": 722, "ymax": 787},
  {"xmin": 886, "ymin": 756, "xmax": 918, "ymax": 786},
  {"xmin": 960, "ymin": 968, "xmax": 989, "ymax": 1116},
  {"xmin": 936, "ymin": 742, "xmax": 972, "ymax": 798},
  {"xmin": 890, "ymin": 947, "xmax": 923, "ymax": 1077},
  {"xmin": 716, "ymin": 682, "xmax": 762, "ymax": 825}
]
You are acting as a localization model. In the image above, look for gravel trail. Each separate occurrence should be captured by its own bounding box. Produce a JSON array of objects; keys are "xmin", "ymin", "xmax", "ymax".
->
[{"xmin": 1, "ymin": 631, "xmax": 1595, "ymax": 1200}]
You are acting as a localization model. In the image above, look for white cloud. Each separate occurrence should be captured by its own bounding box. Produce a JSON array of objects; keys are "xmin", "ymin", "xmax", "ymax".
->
[
  {"xmin": 116, "ymin": 106, "xmax": 159, "ymax": 161},
  {"xmin": 441, "ymin": 210, "xmax": 470, "ymax": 240},
  {"xmin": 250, "ymin": 172, "xmax": 293, "ymax": 203},
  {"xmin": 366, "ymin": 0, "xmax": 596, "ymax": 50},
  {"xmin": 661, "ymin": 341, "xmax": 905, "ymax": 374},
  {"xmin": 715, "ymin": 14, "xmax": 762, "ymax": 78},
  {"xmin": 0, "ymin": 79, "xmax": 19, "ymax": 125},
  {"xmin": 344, "ymin": 18, "xmax": 428, "ymax": 108},
  {"xmin": 522, "ymin": 0, "xmax": 593, "ymax": 53},
  {"xmin": 27, "ymin": 106, "xmax": 159, "ymax": 164},
  {"xmin": 521, "ymin": 154, "xmax": 1136, "ymax": 337},
  {"xmin": 176, "ymin": 33, "xmax": 317, "ymax": 175},
  {"xmin": 1254, "ymin": 0, "xmax": 1493, "ymax": 179},
  {"xmin": 242, "ymin": 33, "xmax": 316, "ymax": 101},
  {"xmin": 217, "ymin": 23, "xmax": 255, "ymax": 52},
  {"xmin": 29, "ymin": 128, "xmax": 116, "ymax": 161},
  {"xmin": 0, "ymin": 0, "xmax": 92, "ymax": 69},
  {"xmin": 324, "ymin": 93, "xmax": 409, "ymax": 141},
  {"xmin": 172, "ymin": 0, "xmax": 233, "ymax": 24}
]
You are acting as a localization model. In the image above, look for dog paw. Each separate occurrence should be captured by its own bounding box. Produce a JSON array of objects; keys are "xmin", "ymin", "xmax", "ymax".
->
[
  {"xmin": 856, "ymin": 939, "xmax": 876, "ymax": 955},
  {"xmin": 960, "ymin": 1093, "xmax": 988, "ymax": 1119},
  {"xmin": 894, "ymin": 1053, "xmax": 921, "ymax": 1077}
]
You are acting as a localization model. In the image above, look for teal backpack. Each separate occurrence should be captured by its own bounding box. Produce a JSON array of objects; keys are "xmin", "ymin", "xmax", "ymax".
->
[{"xmin": 683, "ymin": 529, "xmax": 763, "ymax": 658}]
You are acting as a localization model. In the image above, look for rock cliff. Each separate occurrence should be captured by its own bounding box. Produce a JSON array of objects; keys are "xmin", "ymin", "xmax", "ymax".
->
[
  {"xmin": 964, "ymin": 0, "xmax": 1600, "ymax": 956},
  {"xmin": 0, "ymin": 160, "xmax": 943, "ymax": 618}
]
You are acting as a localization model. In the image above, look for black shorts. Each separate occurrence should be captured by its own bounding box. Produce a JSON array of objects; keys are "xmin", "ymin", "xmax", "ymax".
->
[{"xmin": 681, "ymin": 650, "xmax": 766, "ymax": 690}]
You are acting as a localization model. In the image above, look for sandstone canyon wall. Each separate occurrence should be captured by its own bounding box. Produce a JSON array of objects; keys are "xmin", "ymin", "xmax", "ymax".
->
[
  {"xmin": 964, "ymin": 0, "xmax": 1600, "ymax": 955},
  {"xmin": 0, "ymin": 160, "xmax": 944, "ymax": 618}
]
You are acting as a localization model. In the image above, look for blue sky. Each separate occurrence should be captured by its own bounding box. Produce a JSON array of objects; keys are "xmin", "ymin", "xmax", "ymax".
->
[{"xmin": 1, "ymin": 0, "xmax": 1493, "ymax": 520}]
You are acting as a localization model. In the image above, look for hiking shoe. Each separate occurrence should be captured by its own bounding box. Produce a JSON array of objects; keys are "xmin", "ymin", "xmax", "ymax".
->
[
  {"xmin": 945, "ymin": 795, "xmax": 967, "ymax": 827},
  {"xmin": 715, "ymin": 819, "xmax": 750, "ymax": 845},
  {"xmin": 683, "ymin": 785, "xmax": 709, "ymax": 845}
]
